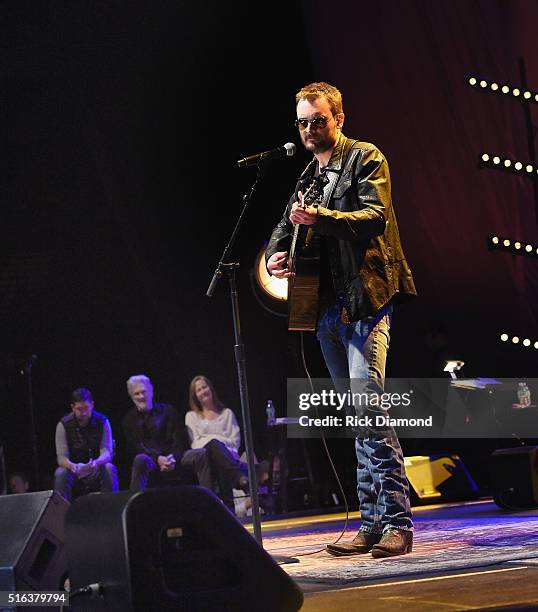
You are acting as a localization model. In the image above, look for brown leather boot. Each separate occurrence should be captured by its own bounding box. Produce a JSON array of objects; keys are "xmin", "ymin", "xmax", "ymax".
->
[
  {"xmin": 326, "ymin": 531, "xmax": 382, "ymax": 556},
  {"xmin": 371, "ymin": 529, "xmax": 413, "ymax": 558}
]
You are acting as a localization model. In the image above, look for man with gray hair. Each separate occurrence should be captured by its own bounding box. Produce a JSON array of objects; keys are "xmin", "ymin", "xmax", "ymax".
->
[
  {"xmin": 54, "ymin": 387, "xmax": 118, "ymax": 501},
  {"xmin": 122, "ymin": 375, "xmax": 211, "ymax": 491}
]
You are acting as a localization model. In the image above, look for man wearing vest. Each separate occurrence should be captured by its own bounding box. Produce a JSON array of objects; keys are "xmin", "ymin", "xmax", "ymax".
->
[{"xmin": 54, "ymin": 387, "xmax": 118, "ymax": 501}]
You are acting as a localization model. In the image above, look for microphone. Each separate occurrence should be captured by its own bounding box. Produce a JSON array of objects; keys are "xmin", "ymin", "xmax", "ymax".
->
[{"xmin": 237, "ymin": 142, "xmax": 296, "ymax": 168}]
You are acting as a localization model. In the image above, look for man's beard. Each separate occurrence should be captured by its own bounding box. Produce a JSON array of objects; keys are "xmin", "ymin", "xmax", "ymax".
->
[{"xmin": 302, "ymin": 133, "xmax": 335, "ymax": 154}]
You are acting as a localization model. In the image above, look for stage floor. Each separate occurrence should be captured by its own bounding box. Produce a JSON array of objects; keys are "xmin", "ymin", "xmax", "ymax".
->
[{"xmin": 254, "ymin": 500, "xmax": 538, "ymax": 611}]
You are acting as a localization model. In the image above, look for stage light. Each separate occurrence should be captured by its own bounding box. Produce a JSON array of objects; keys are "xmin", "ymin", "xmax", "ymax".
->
[
  {"xmin": 488, "ymin": 235, "xmax": 538, "ymax": 259},
  {"xmin": 500, "ymin": 334, "xmax": 538, "ymax": 350},
  {"xmin": 443, "ymin": 360, "xmax": 465, "ymax": 380},
  {"xmin": 467, "ymin": 76, "xmax": 538, "ymax": 105},
  {"xmin": 481, "ymin": 153, "xmax": 537, "ymax": 180},
  {"xmin": 251, "ymin": 246, "xmax": 287, "ymax": 317},
  {"xmin": 254, "ymin": 250, "xmax": 287, "ymax": 301}
]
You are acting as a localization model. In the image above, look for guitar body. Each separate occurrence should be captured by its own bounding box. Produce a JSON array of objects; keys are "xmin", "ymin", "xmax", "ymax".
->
[
  {"xmin": 287, "ymin": 175, "xmax": 328, "ymax": 331},
  {"xmin": 288, "ymin": 227, "xmax": 320, "ymax": 331}
]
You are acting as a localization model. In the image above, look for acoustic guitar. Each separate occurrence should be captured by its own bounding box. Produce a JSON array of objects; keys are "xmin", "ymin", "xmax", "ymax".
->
[{"xmin": 287, "ymin": 173, "xmax": 329, "ymax": 331}]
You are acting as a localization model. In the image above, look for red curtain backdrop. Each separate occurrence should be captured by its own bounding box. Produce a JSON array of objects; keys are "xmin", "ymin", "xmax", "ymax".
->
[{"xmin": 301, "ymin": 0, "xmax": 538, "ymax": 372}]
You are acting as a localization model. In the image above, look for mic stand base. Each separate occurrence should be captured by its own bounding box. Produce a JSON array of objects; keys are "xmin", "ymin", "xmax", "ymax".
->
[{"xmin": 271, "ymin": 554, "xmax": 300, "ymax": 565}]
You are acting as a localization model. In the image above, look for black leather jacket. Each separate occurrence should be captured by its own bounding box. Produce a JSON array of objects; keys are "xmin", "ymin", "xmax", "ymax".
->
[{"xmin": 266, "ymin": 134, "xmax": 417, "ymax": 322}]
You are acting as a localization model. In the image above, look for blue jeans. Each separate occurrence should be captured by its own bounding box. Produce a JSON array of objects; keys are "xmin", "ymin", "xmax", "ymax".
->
[
  {"xmin": 316, "ymin": 303, "xmax": 413, "ymax": 533},
  {"xmin": 54, "ymin": 463, "xmax": 118, "ymax": 502}
]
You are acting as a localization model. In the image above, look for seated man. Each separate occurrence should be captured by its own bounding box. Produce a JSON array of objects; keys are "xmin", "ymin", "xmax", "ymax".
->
[
  {"xmin": 8, "ymin": 472, "xmax": 30, "ymax": 494},
  {"xmin": 122, "ymin": 374, "xmax": 211, "ymax": 491},
  {"xmin": 54, "ymin": 388, "xmax": 118, "ymax": 501}
]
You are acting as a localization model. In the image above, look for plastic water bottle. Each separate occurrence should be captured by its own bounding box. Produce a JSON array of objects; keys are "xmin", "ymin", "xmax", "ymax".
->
[
  {"xmin": 517, "ymin": 382, "xmax": 531, "ymax": 407},
  {"xmin": 522, "ymin": 383, "xmax": 531, "ymax": 407},
  {"xmin": 266, "ymin": 400, "xmax": 276, "ymax": 426}
]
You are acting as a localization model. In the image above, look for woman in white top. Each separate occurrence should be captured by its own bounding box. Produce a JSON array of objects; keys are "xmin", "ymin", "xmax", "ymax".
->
[{"xmin": 185, "ymin": 375, "xmax": 247, "ymax": 511}]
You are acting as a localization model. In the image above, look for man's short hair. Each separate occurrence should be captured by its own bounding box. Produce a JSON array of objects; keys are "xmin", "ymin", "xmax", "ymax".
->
[
  {"xmin": 9, "ymin": 471, "xmax": 29, "ymax": 483},
  {"xmin": 126, "ymin": 374, "xmax": 153, "ymax": 394},
  {"xmin": 295, "ymin": 81, "xmax": 343, "ymax": 116},
  {"xmin": 71, "ymin": 388, "xmax": 93, "ymax": 404}
]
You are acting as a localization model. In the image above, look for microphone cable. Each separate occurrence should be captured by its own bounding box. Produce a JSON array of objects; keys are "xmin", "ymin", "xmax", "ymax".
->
[
  {"xmin": 60, "ymin": 582, "xmax": 102, "ymax": 611},
  {"xmin": 288, "ymin": 331, "xmax": 352, "ymax": 558}
]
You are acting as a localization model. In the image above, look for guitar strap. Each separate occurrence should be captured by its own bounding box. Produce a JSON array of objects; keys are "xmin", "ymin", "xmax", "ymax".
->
[
  {"xmin": 314, "ymin": 137, "xmax": 362, "ymax": 323},
  {"xmin": 322, "ymin": 137, "xmax": 360, "ymax": 209},
  {"xmin": 306, "ymin": 137, "xmax": 360, "ymax": 243}
]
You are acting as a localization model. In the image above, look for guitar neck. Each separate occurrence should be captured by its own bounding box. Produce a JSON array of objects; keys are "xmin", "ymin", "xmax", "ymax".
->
[
  {"xmin": 288, "ymin": 224, "xmax": 300, "ymax": 270},
  {"xmin": 287, "ymin": 177, "xmax": 324, "ymax": 269}
]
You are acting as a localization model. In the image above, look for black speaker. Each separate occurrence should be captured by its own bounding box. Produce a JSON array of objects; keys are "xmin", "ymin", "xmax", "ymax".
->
[
  {"xmin": 65, "ymin": 486, "xmax": 303, "ymax": 612},
  {"xmin": 0, "ymin": 490, "xmax": 68, "ymax": 591},
  {"xmin": 491, "ymin": 446, "xmax": 538, "ymax": 509}
]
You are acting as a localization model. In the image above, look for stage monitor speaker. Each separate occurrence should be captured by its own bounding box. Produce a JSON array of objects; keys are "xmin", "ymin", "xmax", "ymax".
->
[
  {"xmin": 404, "ymin": 455, "xmax": 479, "ymax": 502},
  {"xmin": 0, "ymin": 490, "xmax": 68, "ymax": 592},
  {"xmin": 491, "ymin": 446, "xmax": 538, "ymax": 509},
  {"xmin": 65, "ymin": 486, "xmax": 303, "ymax": 612}
]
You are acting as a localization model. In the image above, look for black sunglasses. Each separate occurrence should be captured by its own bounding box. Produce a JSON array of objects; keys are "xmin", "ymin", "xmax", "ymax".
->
[{"xmin": 294, "ymin": 116, "xmax": 333, "ymax": 130}]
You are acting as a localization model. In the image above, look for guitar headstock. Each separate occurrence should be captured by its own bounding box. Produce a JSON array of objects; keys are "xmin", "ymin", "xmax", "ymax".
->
[{"xmin": 302, "ymin": 172, "xmax": 329, "ymax": 207}]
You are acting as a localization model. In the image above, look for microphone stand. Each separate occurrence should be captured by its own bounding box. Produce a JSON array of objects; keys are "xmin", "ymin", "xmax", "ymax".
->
[
  {"xmin": 207, "ymin": 162, "xmax": 298, "ymax": 565},
  {"xmin": 20, "ymin": 354, "xmax": 39, "ymax": 489}
]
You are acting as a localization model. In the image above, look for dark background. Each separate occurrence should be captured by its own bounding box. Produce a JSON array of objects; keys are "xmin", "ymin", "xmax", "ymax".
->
[{"xmin": 2, "ymin": 0, "xmax": 537, "ymax": 504}]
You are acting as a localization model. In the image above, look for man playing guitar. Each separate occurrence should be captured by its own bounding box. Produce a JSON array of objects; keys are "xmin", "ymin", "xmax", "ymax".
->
[{"xmin": 266, "ymin": 81, "xmax": 417, "ymax": 558}]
